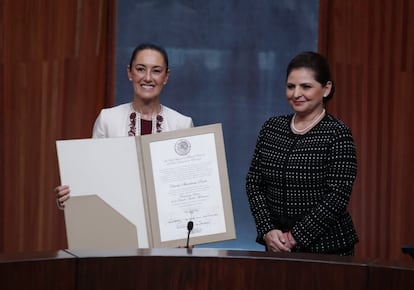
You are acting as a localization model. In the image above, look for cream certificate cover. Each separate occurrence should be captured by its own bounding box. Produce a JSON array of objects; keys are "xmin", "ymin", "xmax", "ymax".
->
[{"xmin": 56, "ymin": 137, "xmax": 150, "ymax": 248}]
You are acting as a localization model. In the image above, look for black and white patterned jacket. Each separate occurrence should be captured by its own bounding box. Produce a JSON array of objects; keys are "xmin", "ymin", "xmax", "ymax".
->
[{"xmin": 246, "ymin": 113, "xmax": 359, "ymax": 254}]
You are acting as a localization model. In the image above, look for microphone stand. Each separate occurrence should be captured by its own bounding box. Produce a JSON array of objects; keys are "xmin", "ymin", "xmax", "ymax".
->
[{"xmin": 186, "ymin": 221, "xmax": 194, "ymax": 248}]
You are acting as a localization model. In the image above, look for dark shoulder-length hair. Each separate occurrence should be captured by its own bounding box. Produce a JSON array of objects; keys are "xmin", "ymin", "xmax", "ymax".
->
[{"xmin": 286, "ymin": 51, "xmax": 335, "ymax": 101}]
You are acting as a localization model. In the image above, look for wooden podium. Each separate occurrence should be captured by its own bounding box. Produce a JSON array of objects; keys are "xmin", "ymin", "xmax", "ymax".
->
[{"xmin": 2, "ymin": 249, "xmax": 414, "ymax": 290}]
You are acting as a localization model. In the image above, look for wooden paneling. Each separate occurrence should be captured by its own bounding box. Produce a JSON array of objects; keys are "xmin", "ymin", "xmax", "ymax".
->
[
  {"xmin": 2, "ymin": 249, "xmax": 413, "ymax": 290},
  {"xmin": 70, "ymin": 248, "xmax": 370, "ymax": 290},
  {"xmin": 368, "ymin": 259, "xmax": 414, "ymax": 290},
  {"xmin": 0, "ymin": 250, "xmax": 76, "ymax": 290},
  {"xmin": 319, "ymin": 0, "xmax": 414, "ymax": 261},
  {"xmin": 0, "ymin": 0, "xmax": 116, "ymax": 253}
]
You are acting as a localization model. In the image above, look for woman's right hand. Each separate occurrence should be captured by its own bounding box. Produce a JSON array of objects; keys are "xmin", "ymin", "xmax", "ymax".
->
[
  {"xmin": 55, "ymin": 185, "xmax": 71, "ymax": 209},
  {"xmin": 264, "ymin": 229, "xmax": 293, "ymax": 252}
]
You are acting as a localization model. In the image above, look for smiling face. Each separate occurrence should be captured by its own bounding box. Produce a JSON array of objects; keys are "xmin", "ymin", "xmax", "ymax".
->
[
  {"xmin": 286, "ymin": 67, "xmax": 332, "ymax": 116},
  {"xmin": 127, "ymin": 48, "xmax": 170, "ymax": 102}
]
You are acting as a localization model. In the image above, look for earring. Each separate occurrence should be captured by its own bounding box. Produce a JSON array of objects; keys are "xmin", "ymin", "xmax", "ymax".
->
[
  {"xmin": 323, "ymin": 94, "xmax": 327, "ymax": 98},
  {"xmin": 129, "ymin": 78, "xmax": 132, "ymax": 81}
]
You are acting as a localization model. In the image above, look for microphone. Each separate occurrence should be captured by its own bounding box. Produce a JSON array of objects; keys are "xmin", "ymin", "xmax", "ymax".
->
[{"xmin": 186, "ymin": 221, "xmax": 194, "ymax": 248}]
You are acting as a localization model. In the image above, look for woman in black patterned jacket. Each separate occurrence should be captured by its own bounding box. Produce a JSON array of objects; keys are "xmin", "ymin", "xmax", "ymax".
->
[{"xmin": 246, "ymin": 51, "xmax": 358, "ymax": 256}]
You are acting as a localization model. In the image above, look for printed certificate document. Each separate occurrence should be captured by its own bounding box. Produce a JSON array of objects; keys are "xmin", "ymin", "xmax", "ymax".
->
[{"xmin": 56, "ymin": 123, "xmax": 236, "ymax": 249}]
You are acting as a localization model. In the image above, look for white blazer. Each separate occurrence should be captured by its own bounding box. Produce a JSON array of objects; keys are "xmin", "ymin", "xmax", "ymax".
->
[{"xmin": 92, "ymin": 103, "xmax": 194, "ymax": 138}]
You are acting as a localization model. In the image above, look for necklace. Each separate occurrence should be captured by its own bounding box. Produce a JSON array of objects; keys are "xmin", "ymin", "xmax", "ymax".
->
[
  {"xmin": 291, "ymin": 109, "xmax": 326, "ymax": 134},
  {"xmin": 128, "ymin": 104, "xmax": 164, "ymax": 136}
]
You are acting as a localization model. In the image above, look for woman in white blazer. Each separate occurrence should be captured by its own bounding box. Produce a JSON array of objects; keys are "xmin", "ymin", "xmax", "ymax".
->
[{"xmin": 55, "ymin": 43, "xmax": 193, "ymax": 208}]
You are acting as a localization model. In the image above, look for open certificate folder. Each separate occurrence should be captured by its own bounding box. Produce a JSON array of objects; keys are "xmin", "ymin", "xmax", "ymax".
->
[{"xmin": 56, "ymin": 123, "xmax": 236, "ymax": 249}]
